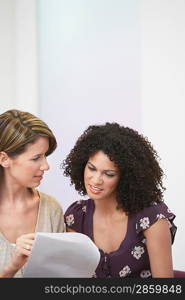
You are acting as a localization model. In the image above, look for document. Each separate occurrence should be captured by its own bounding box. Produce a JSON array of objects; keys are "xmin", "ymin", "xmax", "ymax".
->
[{"xmin": 23, "ymin": 232, "xmax": 100, "ymax": 278}]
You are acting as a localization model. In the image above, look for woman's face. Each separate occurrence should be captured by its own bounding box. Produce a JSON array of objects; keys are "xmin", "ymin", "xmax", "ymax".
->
[
  {"xmin": 4, "ymin": 136, "xmax": 50, "ymax": 188},
  {"xmin": 84, "ymin": 150, "xmax": 120, "ymax": 202}
]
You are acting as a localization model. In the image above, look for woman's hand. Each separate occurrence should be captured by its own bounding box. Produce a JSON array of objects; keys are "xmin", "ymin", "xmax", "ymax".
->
[
  {"xmin": 0, "ymin": 233, "xmax": 35, "ymax": 278},
  {"xmin": 11, "ymin": 233, "xmax": 35, "ymax": 271}
]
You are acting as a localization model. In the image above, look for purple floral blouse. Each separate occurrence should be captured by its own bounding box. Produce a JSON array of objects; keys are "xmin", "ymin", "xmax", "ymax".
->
[{"xmin": 64, "ymin": 199, "xmax": 177, "ymax": 278}]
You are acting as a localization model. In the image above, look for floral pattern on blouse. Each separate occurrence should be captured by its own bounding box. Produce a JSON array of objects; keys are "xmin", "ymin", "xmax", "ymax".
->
[
  {"xmin": 119, "ymin": 266, "xmax": 131, "ymax": 277},
  {"xmin": 139, "ymin": 217, "xmax": 150, "ymax": 229},
  {"xmin": 65, "ymin": 214, "xmax": 75, "ymax": 226},
  {"xmin": 140, "ymin": 270, "xmax": 152, "ymax": 278},
  {"xmin": 64, "ymin": 199, "xmax": 177, "ymax": 278},
  {"xmin": 82, "ymin": 206, "xmax": 87, "ymax": 213},
  {"xmin": 157, "ymin": 213, "xmax": 165, "ymax": 219},
  {"xmin": 131, "ymin": 246, "xmax": 145, "ymax": 260}
]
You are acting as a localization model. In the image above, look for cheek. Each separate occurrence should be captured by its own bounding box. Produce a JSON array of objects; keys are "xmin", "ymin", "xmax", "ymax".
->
[
  {"xmin": 20, "ymin": 164, "xmax": 37, "ymax": 176},
  {"xmin": 84, "ymin": 168, "xmax": 90, "ymax": 180},
  {"xmin": 107, "ymin": 178, "xmax": 119, "ymax": 190}
]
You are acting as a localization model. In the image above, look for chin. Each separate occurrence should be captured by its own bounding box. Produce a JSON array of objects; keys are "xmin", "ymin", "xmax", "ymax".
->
[
  {"xmin": 87, "ymin": 192, "xmax": 104, "ymax": 201},
  {"xmin": 27, "ymin": 182, "xmax": 40, "ymax": 188}
]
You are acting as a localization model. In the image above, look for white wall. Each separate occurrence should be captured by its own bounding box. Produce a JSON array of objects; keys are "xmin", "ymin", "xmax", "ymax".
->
[
  {"xmin": 38, "ymin": 0, "xmax": 141, "ymax": 209},
  {"xmin": 141, "ymin": 0, "xmax": 185, "ymax": 271},
  {"xmin": 0, "ymin": 0, "xmax": 38, "ymax": 114},
  {"xmin": 0, "ymin": 0, "xmax": 15, "ymax": 111}
]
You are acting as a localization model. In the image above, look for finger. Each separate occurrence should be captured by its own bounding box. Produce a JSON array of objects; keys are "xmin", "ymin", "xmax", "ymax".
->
[
  {"xmin": 15, "ymin": 240, "xmax": 34, "ymax": 253},
  {"xmin": 23, "ymin": 244, "xmax": 32, "ymax": 251},
  {"xmin": 13, "ymin": 247, "xmax": 31, "ymax": 257},
  {"xmin": 16, "ymin": 234, "xmax": 35, "ymax": 245},
  {"xmin": 24, "ymin": 233, "xmax": 35, "ymax": 239},
  {"xmin": 22, "ymin": 239, "xmax": 35, "ymax": 246},
  {"xmin": 18, "ymin": 248, "xmax": 32, "ymax": 257},
  {"xmin": 19, "ymin": 233, "xmax": 35, "ymax": 240}
]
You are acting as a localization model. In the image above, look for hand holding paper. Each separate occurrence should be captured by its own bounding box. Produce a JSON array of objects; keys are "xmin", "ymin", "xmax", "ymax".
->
[{"xmin": 23, "ymin": 232, "xmax": 100, "ymax": 278}]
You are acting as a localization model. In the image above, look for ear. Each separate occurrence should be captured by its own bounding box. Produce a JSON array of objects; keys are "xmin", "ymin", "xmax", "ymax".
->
[{"xmin": 0, "ymin": 151, "xmax": 10, "ymax": 168}]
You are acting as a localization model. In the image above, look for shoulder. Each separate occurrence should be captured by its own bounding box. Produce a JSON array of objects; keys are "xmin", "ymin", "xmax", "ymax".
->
[
  {"xmin": 134, "ymin": 202, "xmax": 177, "ymax": 243},
  {"xmin": 64, "ymin": 199, "xmax": 88, "ymax": 228},
  {"xmin": 36, "ymin": 190, "xmax": 65, "ymax": 232},
  {"xmin": 65, "ymin": 199, "xmax": 88, "ymax": 213},
  {"xmin": 38, "ymin": 190, "xmax": 63, "ymax": 213}
]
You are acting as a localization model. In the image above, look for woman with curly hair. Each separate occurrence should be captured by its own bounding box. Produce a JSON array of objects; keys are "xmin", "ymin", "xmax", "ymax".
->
[
  {"xmin": 63, "ymin": 122, "xmax": 177, "ymax": 278},
  {"xmin": 0, "ymin": 109, "xmax": 65, "ymax": 277}
]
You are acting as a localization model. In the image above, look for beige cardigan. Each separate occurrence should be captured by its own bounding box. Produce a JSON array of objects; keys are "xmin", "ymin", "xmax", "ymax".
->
[{"xmin": 0, "ymin": 191, "xmax": 65, "ymax": 277}]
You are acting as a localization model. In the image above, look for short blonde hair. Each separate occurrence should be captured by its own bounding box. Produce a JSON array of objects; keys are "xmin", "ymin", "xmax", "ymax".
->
[{"xmin": 0, "ymin": 109, "xmax": 57, "ymax": 157}]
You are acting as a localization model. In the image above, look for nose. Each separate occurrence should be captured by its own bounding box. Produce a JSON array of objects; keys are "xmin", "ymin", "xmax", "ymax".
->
[
  {"xmin": 92, "ymin": 173, "xmax": 103, "ymax": 185},
  {"xmin": 40, "ymin": 157, "xmax": 50, "ymax": 171}
]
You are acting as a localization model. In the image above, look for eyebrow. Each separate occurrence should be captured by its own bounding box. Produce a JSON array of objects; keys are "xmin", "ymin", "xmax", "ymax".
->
[
  {"xmin": 87, "ymin": 161, "xmax": 118, "ymax": 173},
  {"xmin": 31, "ymin": 153, "xmax": 44, "ymax": 158}
]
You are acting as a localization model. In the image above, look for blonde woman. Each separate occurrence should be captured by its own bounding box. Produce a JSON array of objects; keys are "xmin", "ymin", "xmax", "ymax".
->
[{"xmin": 0, "ymin": 109, "xmax": 64, "ymax": 277}]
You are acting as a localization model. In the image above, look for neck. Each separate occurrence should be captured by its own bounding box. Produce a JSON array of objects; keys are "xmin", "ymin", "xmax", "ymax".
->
[
  {"xmin": 93, "ymin": 197, "xmax": 120, "ymax": 216},
  {"xmin": 0, "ymin": 177, "xmax": 34, "ymax": 205}
]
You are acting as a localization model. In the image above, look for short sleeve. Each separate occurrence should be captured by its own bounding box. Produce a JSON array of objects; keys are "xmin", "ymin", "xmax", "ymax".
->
[
  {"xmin": 64, "ymin": 200, "xmax": 87, "ymax": 233},
  {"xmin": 135, "ymin": 202, "xmax": 177, "ymax": 244}
]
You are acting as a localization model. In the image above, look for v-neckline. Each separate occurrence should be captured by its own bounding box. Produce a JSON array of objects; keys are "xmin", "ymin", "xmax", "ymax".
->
[{"xmin": 87, "ymin": 199, "xmax": 131, "ymax": 256}]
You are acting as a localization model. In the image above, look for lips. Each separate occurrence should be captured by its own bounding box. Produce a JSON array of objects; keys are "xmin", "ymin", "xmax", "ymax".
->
[
  {"xmin": 88, "ymin": 184, "xmax": 103, "ymax": 194},
  {"xmin": 34, "ymin": 175, "xmax": 43, "ymax": 180}
]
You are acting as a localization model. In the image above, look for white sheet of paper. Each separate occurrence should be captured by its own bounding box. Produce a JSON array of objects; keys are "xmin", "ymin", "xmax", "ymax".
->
[{"xmin": 23, "ymin": 232, "xmax": 100, "ymax": 278}]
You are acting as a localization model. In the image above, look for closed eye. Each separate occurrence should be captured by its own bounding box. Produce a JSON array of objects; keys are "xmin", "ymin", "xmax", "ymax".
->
[
  {"xmin": 105, "ymin": 173, "xmax": 116, "ymax": 178},
  {"xmin": 32, "ymin": 157, "xmax": 40, "ymax": 161},
  {"xmin": 88, "ymin": 165, "xmax": 96, "ymax": 171},
  {"xmin": 32, "ymin": 155, "xmax": 44, "ymax": 161}
]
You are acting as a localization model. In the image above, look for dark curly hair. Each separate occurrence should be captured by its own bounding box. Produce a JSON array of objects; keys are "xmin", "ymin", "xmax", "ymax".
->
[{"xmin": 62, "ymin": 122, "xmax": 165, "ymax": 215}]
